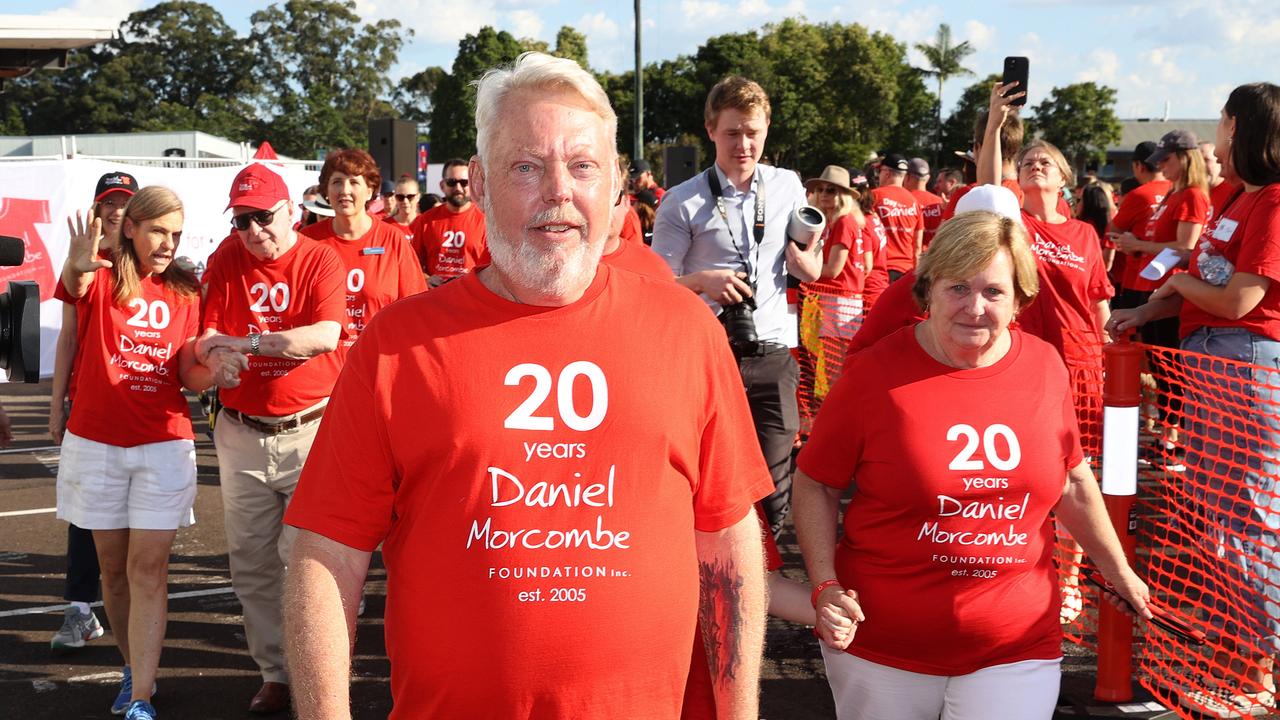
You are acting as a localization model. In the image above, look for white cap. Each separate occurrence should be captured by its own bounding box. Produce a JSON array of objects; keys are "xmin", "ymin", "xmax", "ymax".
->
[{"xmin": 954, "ymin": 184, "xmax": 1024, "ymax": 226}]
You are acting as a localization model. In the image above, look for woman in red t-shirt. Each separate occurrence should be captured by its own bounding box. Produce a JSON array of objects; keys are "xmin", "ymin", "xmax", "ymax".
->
[
  {"xmin": 56, "ymin": 186, "xmax": 217, "ymax": 718},
  {"xmin": 794, "ymin": 212, "xmax": 1149, "ymax": 720},
  {"xmin": 1110, "ymin": 83, "xmax": 1280, "ymax": 717},
  {"xmin": 799, "ymin": 165, "xmax": 872, "ymax": 401}
]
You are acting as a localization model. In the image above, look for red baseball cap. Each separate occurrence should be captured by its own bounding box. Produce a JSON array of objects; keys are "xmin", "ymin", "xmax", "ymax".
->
[{"xmin": 227, "ymin": 164, "xmax": 290, "ymax": 211}]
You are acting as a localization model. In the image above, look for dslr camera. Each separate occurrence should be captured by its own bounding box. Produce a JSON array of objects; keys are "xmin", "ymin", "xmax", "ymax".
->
[
  {"xmin": 719, "ymin": 205, "xmax": 826, "ymax": 359},
  {"xmin": 1, "ymin": 235, "xmax": 40, "ymax": 383}
]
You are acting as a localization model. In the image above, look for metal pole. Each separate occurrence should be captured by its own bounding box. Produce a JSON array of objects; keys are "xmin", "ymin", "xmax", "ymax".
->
[{"xmin": 634, "ymin": 0, "xmax": 643, "ymax": 162}]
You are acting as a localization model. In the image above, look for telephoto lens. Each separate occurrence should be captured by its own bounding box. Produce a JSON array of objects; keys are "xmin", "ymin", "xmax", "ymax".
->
[{"xmin": 787, "ymin": 205, "xmax": 826, "ymax": 249}]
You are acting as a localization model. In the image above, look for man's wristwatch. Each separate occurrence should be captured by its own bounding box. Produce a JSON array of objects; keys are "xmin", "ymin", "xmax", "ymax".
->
[{"xmin": 248, "ymin": 332, "xmax": 262, "ymax": 356}]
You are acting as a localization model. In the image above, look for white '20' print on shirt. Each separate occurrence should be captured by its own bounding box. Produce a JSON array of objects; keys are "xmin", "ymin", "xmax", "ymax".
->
[
  {"xmin": 126, "ymin": 298, "xmax": 171, "ymax": 329},
  {"xmin": 249, "ymin": 282, "xmax": 290, "ymax": 312},
  {"xmin": 504, "ymin": 362, "xmax": 608, "ymax": 431},
  {"xmin": 442, "ymin": 230, "xmax": 465, "ymax": 248},
  {"xmin": 946, "ymin": 423, "xmax": 1021, "ymax": 471}
]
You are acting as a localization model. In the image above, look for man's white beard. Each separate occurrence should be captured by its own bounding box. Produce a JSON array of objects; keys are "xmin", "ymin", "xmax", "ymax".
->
[{"xmin": 483, "ymin": 195, "xmax": 603, "ymax": 298}]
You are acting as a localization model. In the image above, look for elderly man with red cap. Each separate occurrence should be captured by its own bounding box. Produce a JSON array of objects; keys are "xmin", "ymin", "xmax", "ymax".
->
[{"xmin": 195, "ymin": 163, "xmax": 346, "ymax": 715}]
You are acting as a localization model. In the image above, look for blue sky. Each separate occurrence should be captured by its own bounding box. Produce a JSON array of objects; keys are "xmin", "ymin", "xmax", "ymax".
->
[{"xmin": 18, "ymin": 0, "xmax": 1280, "ymax": 119}]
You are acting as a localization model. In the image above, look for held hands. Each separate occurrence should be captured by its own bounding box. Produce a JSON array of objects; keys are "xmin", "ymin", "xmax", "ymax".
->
[
  {"xmin": 814, "ymin": 584, "xmax": 865, "ymax": 651},
  {"xmin": 694, "ymin": 270, "xmax": 754, "ymax": 306},
  {"xmin": 66, "ymin": 210, "xmax": 112, "ymax": 274},
  {"xmin": 207, "ymin": 347, "xmax": 249, "ymax": 389}
]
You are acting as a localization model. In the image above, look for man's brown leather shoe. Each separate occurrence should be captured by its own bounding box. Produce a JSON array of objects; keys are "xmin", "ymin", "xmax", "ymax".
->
[{"xmin": 249, "ymin": 681, "xmax": 290, "ymax": 715}]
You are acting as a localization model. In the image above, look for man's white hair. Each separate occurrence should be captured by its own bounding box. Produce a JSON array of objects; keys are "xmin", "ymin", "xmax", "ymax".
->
[{"xmin": 474, "ymin": 52, "xmax": 618, "ymax": 168}]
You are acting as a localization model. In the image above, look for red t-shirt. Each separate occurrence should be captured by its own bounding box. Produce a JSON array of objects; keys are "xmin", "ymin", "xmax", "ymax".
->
[
  {"xmin": 808, "ymin": 213, "xmax": 864, "ymax": 297},
  {"xmin": 201, "ymin": 237, "xmax": 347, "ymax": 416},
  {"xmin": 66, "ymin": 269, "xmax": 200, "ymax": 446},
  {"xmin": 1113, "ymin": 179, "xmax": 1172, "ymax": 291},
  {"xmin": 1128, "ymin": 187, "xmax": 1211, "ymax": 293},
  {"xmin": 300, "ymin": 218, "xmax": 427, "ymax": 366},
  {"xmin": 1019, "ymin": 212, "xmax": 1114, "ymax": 356},
  {"xmin": 620, "ymin": 206, "xmax": 643, "ymax": 245},
  {"xmin": 871, "ymin": 185, "xmax": 923, "ymax": 274},
  {"xmin": 1180, "ymin": 184, "xmax": 1280, "ymax": 341},
  {"xmin": 942, "ymin": 180, "xmax": 1025, "ymax": 221},
  {"xmin": 601, "ymin": 240, "xmax": 675, "ymax": 279},
  {"xmin": 861, "ymin": 214, "xmax": 890, "ymax": 306},
  {"xmin": 1210, "ymin": 180, "xmax": 1243, "ymax": 221},
  {"xmin": 409, "ymin": 203, "xmax": 490, "ymax": 279},
  {"xmin": 911, "ymin": 189, "xmax": 945, "ymax": 249},
  {"xmin": 798, "ymin": 327, "xmax": 1081, "ymax": 675},
  {"xmin": 284, "ymin": 266, "xmax": 773, "ymax": 719}
]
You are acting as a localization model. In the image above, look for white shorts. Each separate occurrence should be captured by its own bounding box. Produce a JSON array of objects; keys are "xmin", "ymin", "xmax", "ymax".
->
[
  {"xmin": 56, "ymin": 431, "xmax": 197, "ymax": 531},
  {"xmin": 820, "ymin": 645, "xmax": 1062, "ymax": 720}
]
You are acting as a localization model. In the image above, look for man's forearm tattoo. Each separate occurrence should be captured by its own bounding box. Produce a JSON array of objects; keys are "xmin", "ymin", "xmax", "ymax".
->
[{"xmin": 698, "ymin": 557, "xmax": 744, "ymax": 686}]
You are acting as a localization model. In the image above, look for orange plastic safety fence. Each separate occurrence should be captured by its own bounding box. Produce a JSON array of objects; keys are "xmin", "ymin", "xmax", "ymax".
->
[
  {"xmin": 1059, "ymin": 328, "xmax": 1108, "ymax": 650},
  {"xmin": 1130, "ymin": 341, "xmax": 1280, "ymax": 719},
  {"xmin": 796, "ymin": 287, "xmax": 864, "ymax": 434}
]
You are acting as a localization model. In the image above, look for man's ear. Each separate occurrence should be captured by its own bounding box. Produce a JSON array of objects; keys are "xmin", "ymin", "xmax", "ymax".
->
[{"xmin": 469, "ymin": 156, "xmax": 485, "ymax": 207}]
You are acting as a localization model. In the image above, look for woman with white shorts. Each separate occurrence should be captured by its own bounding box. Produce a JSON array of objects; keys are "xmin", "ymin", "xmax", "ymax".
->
[{"xmin": 56, "ymin": 186, "xmax": 217, "ymax": 720}]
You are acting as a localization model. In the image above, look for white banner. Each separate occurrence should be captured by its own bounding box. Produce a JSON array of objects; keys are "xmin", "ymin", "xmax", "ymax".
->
[{"xmin": 0, "ymin": 159, "xmax": 322, "ymax": 379}]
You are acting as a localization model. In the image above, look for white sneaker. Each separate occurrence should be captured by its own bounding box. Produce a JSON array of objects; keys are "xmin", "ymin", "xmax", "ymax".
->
[{"xmin": 51, "ymin": 605, "xmax": 104, "ymax": 652}]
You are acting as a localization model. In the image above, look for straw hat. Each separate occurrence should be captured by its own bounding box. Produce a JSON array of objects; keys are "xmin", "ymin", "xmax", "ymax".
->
[{"xmin": 804, "ymin": 165, "xmax": 858, "ymax": 196}]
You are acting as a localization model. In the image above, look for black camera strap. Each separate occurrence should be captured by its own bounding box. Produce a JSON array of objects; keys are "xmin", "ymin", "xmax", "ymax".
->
[{"xmin": 706, "ymin": 167, "xmax": 765, "ymax": 284}]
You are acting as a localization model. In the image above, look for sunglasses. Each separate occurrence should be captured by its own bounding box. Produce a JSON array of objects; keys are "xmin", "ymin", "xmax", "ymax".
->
[
  {"xmin": 395, "ymin": 193, "xmax": 418, "ymax": 202},
  {"xmin": 444, "ymin": 178, "xmax": 469, "ymax": 188},
  {"xmin": 816, "ymin": 185, "xmax": 841, "ymax": 195},
  {"xmin": 232, "ymin": 207, "xmax": 279, "ymax": 231}
]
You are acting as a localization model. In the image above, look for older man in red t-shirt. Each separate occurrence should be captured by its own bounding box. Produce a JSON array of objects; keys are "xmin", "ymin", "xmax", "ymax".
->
[
  {"xmin": 195, "ymin": 164, "xmax": 345, "ymax": 715},
  {"xmin": 282, "ymin": 54, "xmax": 770, "ymax": 719}
]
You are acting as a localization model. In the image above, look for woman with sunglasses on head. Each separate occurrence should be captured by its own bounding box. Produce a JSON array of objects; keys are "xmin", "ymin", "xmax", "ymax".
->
[
  {"xmin": 300, "ymin": 149, "xmax": 425, "ymax": 369},
  {"xmin": 410, "ymin": 158, "xmax": 491, "ymax": 288},
  {"xmin": 1110, "ymin": 83, "xmax": 1280, "ymax": 718},
  {"xmin": 57, "ymin": 186, "xmax": 217, "ymax": 720}
]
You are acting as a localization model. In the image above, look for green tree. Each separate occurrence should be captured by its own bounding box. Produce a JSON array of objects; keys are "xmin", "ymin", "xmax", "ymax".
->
[
  {"xmin": 1032, "ymin": 82, "xmax": 1122, "ymax": 172},
  {"xmin": 940, "ymin": 73, "xmax": 1001, "ymax": 162},
  {"xmin": 914, "ymin": 23, "xmax": 974, "ymax": 162},
  {"xmin": 395, "ymin": 66, "xmax": 446, "ymax": 124},
  {"xmin": 428, "ymin": 26, "xmax": 525, "ymax": 160},
  {"xmin": 248, "ymin": 0, "xmax": 407, "ymax": 158},
  {"xmin": 554, "ymin": 26, "xmax": 589, "ymax": 69},
  {"xmin": 2, "ymin": 2, "xmax": 254, "ymax": 139}
]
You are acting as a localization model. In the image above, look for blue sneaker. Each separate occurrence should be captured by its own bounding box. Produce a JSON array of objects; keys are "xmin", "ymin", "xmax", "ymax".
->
[
  {"xmin": 111, "ymin": 667, "xmax": 157, "ymax": 715},
  {"xmin": 111, "ymin": 666, "xmax": 133, "ymax": 715},
  {"xmin": 124, "ymin": 700, "xmax": 157, "ymax": 720}
]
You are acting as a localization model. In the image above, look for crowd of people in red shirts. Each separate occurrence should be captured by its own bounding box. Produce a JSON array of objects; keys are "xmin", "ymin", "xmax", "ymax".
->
[{"xmin": 28, "ymin": 52, "xmax": 1280, "ymax": 720}]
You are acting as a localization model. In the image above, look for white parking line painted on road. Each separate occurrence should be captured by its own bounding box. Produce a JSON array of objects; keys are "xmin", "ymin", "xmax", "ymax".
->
[
  {"xmin": 0, "ymin": 586, "xmax": 236, "ymax": 619},
  {"xmin": 0, "ymin": 444, "xmax": 58, "ymax": 455},
  {"xmin": 0, "ymin": 507, "xmax": 56, "ymax": 518},
  {"xmin": 67, "ymin": 671, "xmax": 121, "ymax": 684}
]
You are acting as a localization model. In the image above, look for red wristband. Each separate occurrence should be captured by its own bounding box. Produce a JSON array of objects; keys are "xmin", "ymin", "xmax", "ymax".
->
[{"xmin": 811, "ymin": 579, "xmax": 842, "ymax": 608}]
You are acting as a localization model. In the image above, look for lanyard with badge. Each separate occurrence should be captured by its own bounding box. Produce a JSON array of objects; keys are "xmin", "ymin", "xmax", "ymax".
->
[{"xmin": 705, "ymin": 168, "xmax": 765, "ymax": 285}]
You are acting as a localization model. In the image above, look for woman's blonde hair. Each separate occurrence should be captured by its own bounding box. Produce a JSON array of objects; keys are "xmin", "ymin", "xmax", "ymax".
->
[
  {"xmin": 807, "ymin": 188, "xmax": 856, "ymax": 223},
  {"xmin": 1171, "ymin": 146, "xmax": 1210, "ymax": 196},
  {"xmin": 1016, "ymin": 139, "xmax": 1075, "ymax": 190},
  {"xmin": 114, "ymin": 186, "xmax": 199, "ymax": 305},
  {"xmin": 912, "ymin": 211, "xmax": 1039, "ymax": 311}
]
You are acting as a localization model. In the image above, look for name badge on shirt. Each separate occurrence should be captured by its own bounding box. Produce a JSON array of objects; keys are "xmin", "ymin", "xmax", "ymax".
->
[
  {"xmin": 1211, "ymin": 218, "xmax": 1239, "ymax": 242},
  {"xmin": 362, "ymin": 247, "xmax": 385, "ymax": 255}
]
